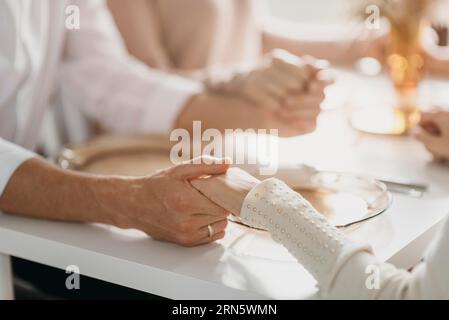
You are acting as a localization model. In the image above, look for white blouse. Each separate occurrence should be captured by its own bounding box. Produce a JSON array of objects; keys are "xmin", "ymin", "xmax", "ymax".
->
[
  {"xmin": 0, "ymin": 0, "xmax": 201, "ymax": 197},
  {"xmin": 241, "ymin": 178, "xmax": 449, "ymax": 299}
]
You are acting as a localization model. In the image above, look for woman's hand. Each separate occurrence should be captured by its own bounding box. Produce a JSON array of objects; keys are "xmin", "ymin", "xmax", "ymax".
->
[
  {"xmin": 205, "ymin": 50, "xmax": 332, "ymax": 134},
  {"xmin": 416, "ymin": 111, "xmax": 449, "ymax": 162},
  {"xmin": 191, "ymin": 167, "xmax": 261, "ymax": 216},
  {"xmin": 207, "ymin": 50, "xmax": 330, "ymax": 108},
  {"xmin": 108, "ymin": 156, "xmax": 232, "ymax": 247},
  {"xmin": 277, "ymin": 68, "xmax": 332, "ymax": 133},
  {"xmin": 226, "ymin": 49, "xmax": 314, "ymax": 111}
]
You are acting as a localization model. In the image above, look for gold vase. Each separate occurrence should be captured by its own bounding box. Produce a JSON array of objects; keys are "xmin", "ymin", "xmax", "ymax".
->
[
  {"xmin": 387, "ymin": 19, "xmax": 424, "ymax": 134},
  {"xmin": 350, "ymin": 1, "xmax": 428, "ymax": 136}
]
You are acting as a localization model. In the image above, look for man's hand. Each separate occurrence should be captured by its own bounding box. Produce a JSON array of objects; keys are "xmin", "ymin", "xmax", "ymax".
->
[
  {"xmin": 208, "ymin": 49, "xmax": 331, "ymax": 113},
  {"xmin": 0, "ymin": 155, "xmax": 232, "ymax": 247},
  {"xmin": 416, "ymin": 111, "xmax": 449, "ymax": 162},
  {"xmin": 179, "ymin": 51, "xmax": 331, "ymax": 137},
  {"xmin": 176, "ymin": 89, "xmax": 327, "ymax": 138},
  {"xmin": 191, "ymin": 167, "xmax": 260, "ymax": 217},
  {"xmin": 278, "ymin": 65, "xmax": 332, "ymax": 133},
  {"xmin": 111, "ymin": 156, "xmax": 231, "ymax": 246},
  {"xmin": 214, "ymin": 49, "xmax": 313, "ymax": 111}
]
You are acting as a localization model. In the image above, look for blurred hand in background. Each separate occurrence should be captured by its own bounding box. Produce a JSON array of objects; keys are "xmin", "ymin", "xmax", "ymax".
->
[
  {"xmin": 206, "ymin": 50, "xmax": 333, "ymax": 134},
  {"xmin": 416, "ymin": 110, "xmax": 449, "ymax": 162}
]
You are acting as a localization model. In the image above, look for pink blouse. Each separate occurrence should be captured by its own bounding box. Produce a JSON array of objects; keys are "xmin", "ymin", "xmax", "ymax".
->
[{"xmin": 154, "ymin": 0, "xmax": 265, "ymax": 70}]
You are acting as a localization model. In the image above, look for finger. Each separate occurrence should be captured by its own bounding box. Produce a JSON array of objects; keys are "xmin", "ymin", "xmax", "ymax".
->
[
  {"xmin": 414, "ymin": 130, "xmax": 445, "ymax": 159},
  {"xmin": 283, "ymin": 94, "xmax": 324, "ymax": 111},
  {"xmin": 276, "ymin": 72, "xmax": 306, "ymax": 93},
  {"xmin": 270, "ymin": 49, "xmax": 304, "ymax": 66},
  {"xmin": 433, "ymin": 153, "xmax": 449, "ymax": 163},
  {"xmin": 273, "ymin": 58, "xmax": 309, "ymax": 88},
  {"xmin": 415, "ymin": 129, "xmax": 439, "ymax": 146},
  {"xmin": 261, "ymin": 78, "xmax": 287, "ymax": 99},
  {"xmin": 421, "ymin": 110, "xmax": 448, "ymax": 124},
  {"xmin": 244, "ymin": 85, "xmax": 282, "ymax": 111},
  {"xmin": 265, "ymin": 68, "xmax": 303, "ymax": 93},
  {"xmin": 420, "ymin": 121, "xmax": 441, "ymax": 136},
  {"xmin": 419, "ymin": 112, "xmax": 440, "ymax": 135},
  {"xmin": 308, "ymin": 80, "xmax": 328, "ymax": 95},
  {"xmin": 421, "ymin": 110, "xmax": 446, "ymax": 121},
  {"xmin": 187, "ymin": 188, "xmax": 230, "ymax": 217},
  {"xmin": 426, "ymin": 145, "xmax": 447, "ymax": 161},
  {"xmin": 185, "ymin": 219, "xmax": 228, "ymax": 245},
  {"xmin": 316, "ymin": 69, "xmax": 335, "ymax": 86},
  {"xmin": 172, "ymin": 156, "xmax": 230, "ymax": 179},
  {"xmin": 419, "ymin": 112, "xmax": 434, "ymax": 125},
  {"xmin": 302, "ymin": 56, "xmax": 330, "ymax": 75},
  {"xmin": 190, "ymin": 214, "xmax": 230, "ymax": 229},
  {"xmin": 288, "ymin": 118, "xmax": 318, "ymax": 134},
  {"xmin": 421, "ymin": 111, "xmax": 449, "ymax": 135},
  {"xmin": 198, "ymin": 219, "xmax": 228, "ymax": 236},
  {"xmin": 279, "ymin": 106, "xmax": 321, "ymax": 122},
  {"xmin": 192, "ymin": 231, "xmax": 226, "ymax": 246}
]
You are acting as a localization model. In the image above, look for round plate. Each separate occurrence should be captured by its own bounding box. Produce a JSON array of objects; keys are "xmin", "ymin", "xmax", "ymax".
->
[
  {"xmin": 231, "ymin": 167, "xmax": 392, "ymax": 229},
  {"xmin": 57, "ymin": 135, "xmax": 174, "ymax": 176}
]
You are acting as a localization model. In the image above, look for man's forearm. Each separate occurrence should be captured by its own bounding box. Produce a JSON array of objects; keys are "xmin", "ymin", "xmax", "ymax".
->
[
  {"xmin": 176, "ymin": 93, "xmax": 260, "ymax": 132},
  {"xmin": 175, "ymin": 92, "xmax": 310, "ymax": 137},
  {"xmin": 0, "ymin": 158, "xmax": 122, "ymax": 226}
]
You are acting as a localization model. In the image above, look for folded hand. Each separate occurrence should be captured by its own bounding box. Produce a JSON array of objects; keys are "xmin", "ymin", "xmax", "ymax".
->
[{"xmin": 416, "ymin": 110, "xmax": 449, "ymax": 162}]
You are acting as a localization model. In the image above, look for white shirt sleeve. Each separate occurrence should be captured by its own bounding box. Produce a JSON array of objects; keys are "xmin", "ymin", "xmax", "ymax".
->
[
  {"xmin": 241, "ymin": 178, "xmax": 449, "ymax": 299},
  {"xmin": 58, "ymin": 0, "xmax": 203, "ymax": 135},
  {"xmin": 0, "ymin": 139, "xmax": 35, "ymax": 197}
]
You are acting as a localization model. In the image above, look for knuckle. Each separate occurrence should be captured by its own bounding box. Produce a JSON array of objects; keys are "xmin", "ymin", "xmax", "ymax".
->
[
  {"xmin": 220, "ymin": 209, "xmax": 230, "ymax": 217},
  {"xmin": 298, "ymin": 121, "xmax": 316, "ymax": 134},
  {"xmin": 306, "ymin": 123, "xmax": 317, "ymax": 132},
  {"xmin": 218, "ymin": 219, "xmax": 228, "ymax": 229},
  {"xmin": 214, "ymin": 232, "xmax": 226, "ymax": 240},
  {"xmin": 176, "ymin": 234, "xmax": 193, "ymax": 246},
  {"xmin": 175, "ymin": 221, "xmax": 191, "ymax": 233}
]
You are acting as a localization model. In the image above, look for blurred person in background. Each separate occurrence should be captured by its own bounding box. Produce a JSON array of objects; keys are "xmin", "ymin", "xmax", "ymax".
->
[
  {"xmin": 108, "ymin": 0, "xmax": 449, "ymax": 164},
  {"xmin": 108, "ymin": 0, "xmax": 378, "ymax": 111}
]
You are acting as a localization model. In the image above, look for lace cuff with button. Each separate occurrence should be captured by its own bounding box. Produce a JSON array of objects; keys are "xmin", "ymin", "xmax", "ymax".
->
[{"xmin": 240, "ymin": 178, "xmax": 373, "ymax": 295}]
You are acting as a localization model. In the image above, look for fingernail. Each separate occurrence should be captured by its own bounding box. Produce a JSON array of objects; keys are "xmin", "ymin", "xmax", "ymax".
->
[
  {"xmin": 317, "ymin": 70, "xmax": 335, "ymax": 82},
  {"xmin": 315, "ymin": 59, "xmax": 330, "ymax": 69}
]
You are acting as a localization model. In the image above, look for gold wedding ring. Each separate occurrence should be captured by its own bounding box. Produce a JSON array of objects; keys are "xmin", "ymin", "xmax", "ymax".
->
[{"xmin": 207, "ymin": 224, "xmax": 214, "ymax": 238}]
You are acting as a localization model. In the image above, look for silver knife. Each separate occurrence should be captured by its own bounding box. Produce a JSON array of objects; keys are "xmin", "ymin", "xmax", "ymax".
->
[{"xmin": 378, "ymin": 179, "xmax": 428, "ymax": 197}]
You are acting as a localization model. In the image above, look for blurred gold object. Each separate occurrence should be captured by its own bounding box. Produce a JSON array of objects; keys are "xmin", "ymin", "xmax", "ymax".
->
[
  {"xmin": 350, "ymin": 0, "xmax": 433, "ymax": 135},
  {"xmin": 387, "ymin": 15, "xmax": 424, "ymax": 134}
]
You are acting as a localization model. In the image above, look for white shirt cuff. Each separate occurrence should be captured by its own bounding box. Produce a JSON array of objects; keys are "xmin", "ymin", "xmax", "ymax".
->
[
  {"xmin": 139, "ymin": 71, "xmax": 204, "ymax": 133},
  {"xmin": 0, "ymin": 139, "xmax": 35, "ymax": 197},
  {"xmin": 240, "ymin": 178, "xmax": 372, "ymax": 297}
]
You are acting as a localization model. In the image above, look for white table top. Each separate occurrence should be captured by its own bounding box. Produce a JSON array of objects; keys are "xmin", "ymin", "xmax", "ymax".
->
[{"xmin": 1, "ymin": 69, "xmax": 449, "ymax": 299}]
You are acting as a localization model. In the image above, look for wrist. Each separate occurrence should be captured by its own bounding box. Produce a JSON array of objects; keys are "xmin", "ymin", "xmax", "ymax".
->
[{"xmin": 86, "ymin": 175, "xmax": 138, "ymax": 227}]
